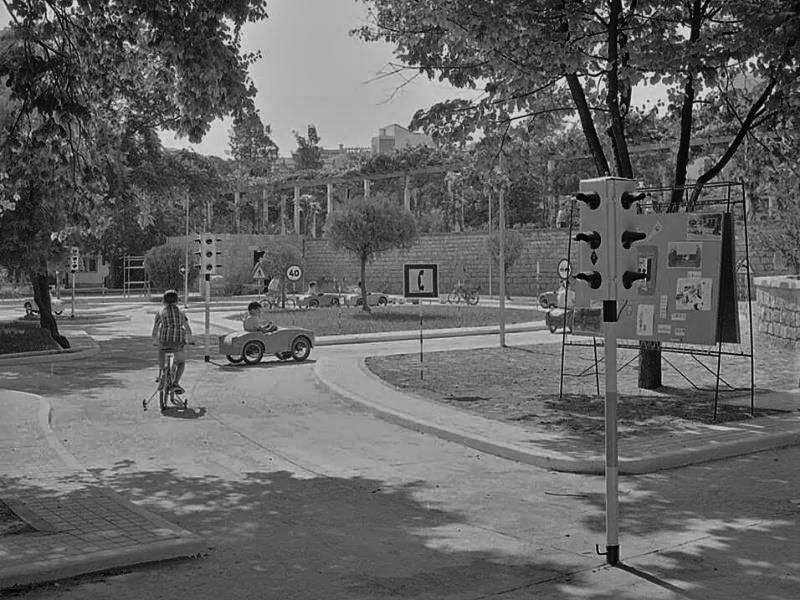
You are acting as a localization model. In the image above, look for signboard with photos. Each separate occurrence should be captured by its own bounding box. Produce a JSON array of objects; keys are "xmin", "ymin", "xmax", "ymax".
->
[{"xmin": 573, "ymin": 211, "xmax": 739, "ymax": 345}]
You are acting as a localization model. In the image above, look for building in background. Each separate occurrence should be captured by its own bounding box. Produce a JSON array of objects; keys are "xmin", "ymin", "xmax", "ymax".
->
[{"xmin": 371, "ymin": 124, "xmax": 433, "ymax": 156}]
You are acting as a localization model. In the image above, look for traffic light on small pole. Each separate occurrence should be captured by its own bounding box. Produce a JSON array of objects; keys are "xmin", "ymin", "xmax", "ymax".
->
[
  {"xmin": 69, "ymin": 246, "xmax": 80, "ymax": 273},
  {"xmin": 195, "ymin": 233, "xmax": 222, "ymax": 275}
]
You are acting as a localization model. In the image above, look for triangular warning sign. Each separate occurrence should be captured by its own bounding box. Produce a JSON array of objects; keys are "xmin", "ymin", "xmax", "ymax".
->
[{"xmin": 252, "ymin": 263, "xmax": 266, "ymax": 280}]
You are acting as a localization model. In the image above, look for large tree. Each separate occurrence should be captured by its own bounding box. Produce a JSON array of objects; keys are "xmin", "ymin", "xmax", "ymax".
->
[
  {"xmin": 0, "ymin": 1, "xmax": 267, "ymax": 346},
  {"xmin": 355, "ymin": 0, "xmax": 800, "ymax": 388}
]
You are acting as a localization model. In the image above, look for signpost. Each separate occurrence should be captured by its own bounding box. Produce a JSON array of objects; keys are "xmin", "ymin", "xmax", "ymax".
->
[
  {"xmin": 404, "ymin": 263, "xmax": 439, "ymax": 381},
  {"xmin": 286, "ymin": 265, "xmax": 302, "ymax": 282},
  {"xmin": 557, "ymin": 258, "xmax": 571, "ymax": 281}
]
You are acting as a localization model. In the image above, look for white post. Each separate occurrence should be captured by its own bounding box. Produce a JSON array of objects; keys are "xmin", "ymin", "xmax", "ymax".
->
[
  {"xmin": 404, "ymin": 176, "xmax": 411, "ymax": 211},
  {"xmin": 184, "ymin": 190, "xmax": 189, "ymax": 309},
  {"xmin": 363, "ymin": 178, "xmax": 371, "ymax": 200},
  {"xmin": 293, "ymin": 186, "xmax": 301, "ymax": 234},
  {"xmin": 327, "ymin": 183, "xmax": 333, "ymax": 215},
  {"xmin": 498, "ymin": 157, "xmax": 507, "ymax": 347},
  {"xmin": 603, "ymin": 178, "xmax": 620, "ymax": 565},
  {"xmin": 204, "ymin": 274, "xmax": 211, "ymax": 362},
  {"xmin": 488, "ymin": 189, "xmax": 493, "ymax": 298},
  {"xmin": 70, "ymin": 271, "xmax": 76, "ymax": 318}
]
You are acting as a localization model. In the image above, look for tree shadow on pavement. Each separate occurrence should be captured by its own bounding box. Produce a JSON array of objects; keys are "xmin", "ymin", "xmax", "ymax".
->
[
  {"xmin": 3, "ymin": 467, "xmax": 578, "ymax": 600},
  {"xmin": 570, "ymin": 449, "xmax": 799, "ymax": 600}
]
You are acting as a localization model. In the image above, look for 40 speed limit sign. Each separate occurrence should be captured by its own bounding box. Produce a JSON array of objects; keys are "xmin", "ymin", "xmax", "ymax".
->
[{"xmin": 286, "ymin": 265, "xmax": 303, "ymax": 281}]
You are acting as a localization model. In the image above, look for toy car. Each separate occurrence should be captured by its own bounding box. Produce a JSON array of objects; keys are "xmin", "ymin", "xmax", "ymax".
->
[
  {"xmin": 295, "ymin": 292, "xmax": 342, "ymax": 308},
  {"xmin": 538, "ymin": 290, "xmax": 558, "ymax": 309},
  {"xmin": 342, "ymin": 287, "xmax": 389, "ymax": 307},
  {"xmin": 218, "ymin": 326, "xmax": 315, "ymax": 365},
  {"xmin": 24, "ymin": 297, "xmax": 64, "ymax": 316}
]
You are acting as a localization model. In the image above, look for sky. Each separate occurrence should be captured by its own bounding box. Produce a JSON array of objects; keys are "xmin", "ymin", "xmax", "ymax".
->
[{"xmin": 0, "ymin": 1, "xmax": 667, "ymax": 159}]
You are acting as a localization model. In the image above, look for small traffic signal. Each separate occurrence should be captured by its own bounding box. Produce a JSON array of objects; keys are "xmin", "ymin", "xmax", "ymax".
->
[
  {"xmin": 69, "ymin": 246, "xmax": 80, "ymax": 272},
  {"xmin": 195, "ymin": 233, "xmax": 222, "ymax": 275},
  {"xmin": 616, "ymin": 188, "xmax": 650, "ymax": 295}
]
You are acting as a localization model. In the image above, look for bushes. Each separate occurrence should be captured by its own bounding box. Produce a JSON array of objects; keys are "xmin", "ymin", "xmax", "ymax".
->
[{"xmin": 143, "ymin": 244, "xmax": 197, "ymax": 291}]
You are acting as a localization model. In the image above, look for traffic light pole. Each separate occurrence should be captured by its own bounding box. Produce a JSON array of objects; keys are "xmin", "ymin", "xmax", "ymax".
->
[
  {"xmin": 204, "ymin": 273, "xmax": 211, "ymax": 362},
  {"xmin": 70, "ymin": 270, "xmax": 76, "ymax": 318},
  {"xmin": 603, "ymin": 181, "xmax": 620, "ymax": 566}
]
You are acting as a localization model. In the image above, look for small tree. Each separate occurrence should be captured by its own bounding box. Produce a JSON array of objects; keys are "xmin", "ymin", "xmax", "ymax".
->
[
  {"xmin": 487, "ymin": 230, "xmax": 525, "ymax": 299},
  {"xmin": 326, "ymin": 195, "xmax": 417, "ymax": 312},
  {"xmin": 258, "ymin": 240, "xmax": 303, "ymax": 308},
  {"xmin": 143, "ymin": 244, "xmax": 198, "ymax": 292}
]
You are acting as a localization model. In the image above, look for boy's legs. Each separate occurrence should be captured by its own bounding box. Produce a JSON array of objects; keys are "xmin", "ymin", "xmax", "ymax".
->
[{"xmin": 172, "ymin": 347, "xmax": 186, "ymax": 393}]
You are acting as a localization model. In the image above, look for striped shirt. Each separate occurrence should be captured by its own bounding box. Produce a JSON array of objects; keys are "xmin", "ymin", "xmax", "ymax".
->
[{"xmin": 155, "ymin": 304, "xmax": 186, "ymax": 347}]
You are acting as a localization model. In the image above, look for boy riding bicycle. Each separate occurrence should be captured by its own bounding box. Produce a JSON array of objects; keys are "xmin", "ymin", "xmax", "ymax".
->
[{"xmin": 151, "ymin": 289, "xmax": 193, "ymax": 395}]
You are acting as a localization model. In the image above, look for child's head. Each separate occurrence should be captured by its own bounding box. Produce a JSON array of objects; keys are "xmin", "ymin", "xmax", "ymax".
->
[
  {"xmin": 163, "ymin": 289, "xmax": 178, "ymax": 305},
  {"xmin": 247, "ymin": 301, "xmax": 262, "ymax": 315}
]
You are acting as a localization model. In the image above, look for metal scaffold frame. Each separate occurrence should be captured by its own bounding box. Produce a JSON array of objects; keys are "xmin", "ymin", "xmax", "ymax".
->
[
  {"xmin": 123, "ymin": 255, "xmax": 151, "ymax": 297},
  {"xmin": 557, "ymin": 181, "xmax": 756, "ymax": 420}
]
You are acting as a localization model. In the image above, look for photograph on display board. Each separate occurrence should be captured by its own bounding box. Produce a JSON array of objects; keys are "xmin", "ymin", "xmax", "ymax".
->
[
  {"xmin": 667, "ymin": 242, "xmax": 703, "ymax": 268},
  {"xmin": 687, "ymin": 213, "xmax": 723, "ymax": 239},
  {"xmin": 636, "ymin": 304, "xmax": 655, "ymax": 336},
  {"xmin": 675, "ymin": 277, "xmax": 713, "ymax": 311}
]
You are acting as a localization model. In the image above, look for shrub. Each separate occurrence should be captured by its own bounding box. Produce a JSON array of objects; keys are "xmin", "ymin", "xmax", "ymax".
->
[{"xmin": 143, "ymin": 244, "xmax": 198, "ymax": 291}]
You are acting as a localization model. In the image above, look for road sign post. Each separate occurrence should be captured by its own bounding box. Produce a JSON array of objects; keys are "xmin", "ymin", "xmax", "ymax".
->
[{"xmin": 403, "ymin": 263, "xmax": 439, "ymax": 381}]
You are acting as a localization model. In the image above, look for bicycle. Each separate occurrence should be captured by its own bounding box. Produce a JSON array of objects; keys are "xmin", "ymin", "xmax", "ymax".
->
[
  {"xmin": 143, "ymin": 350, "xmax": 187, "ymax": 412},
  {"xmin": 447, "ymin": 282, "xmax": 480, "ymax": 305}
]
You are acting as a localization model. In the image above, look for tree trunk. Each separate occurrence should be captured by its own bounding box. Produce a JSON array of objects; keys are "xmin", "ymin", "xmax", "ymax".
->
[
  {"xmin": 638, "ymin": 341, "xmax": 662, "ymax": 389},
  {"xmin": 30, "ymin": 270, "xmax": 70, "ymax": 349},
  {"xmin": 359, "ymin": 257, "xmax": 370, "ymax": 313}
]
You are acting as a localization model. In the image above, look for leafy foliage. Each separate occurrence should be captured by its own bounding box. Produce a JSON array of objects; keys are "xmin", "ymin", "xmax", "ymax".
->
[
  {"xmin": 143, "ymin": 244, "xmax": 197, "ymax": 291},
  {"xmin": 292, "ymin": 125, "xmax": 324, "ymax": 171},
  {"xmin": 258, "ymin": 239, "xmax": 303, "ymax": 307},
  {"xmin": 326, "ymin": 194, "xmax": 417, "ymax": 311},
  {"xmin": 487, "ymin": 229, "xmax": 525, "ymax": 271},
  {"xmin": 228, "ymin": 105, "xmax": 279, "ymax": 178}
]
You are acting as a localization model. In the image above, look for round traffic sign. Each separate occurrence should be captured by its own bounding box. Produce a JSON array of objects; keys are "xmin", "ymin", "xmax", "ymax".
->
[
  {"xmin": 286, "ymin": 265, "xmax": 303, "ymax": 281},
  {"xmin": 557, "ymin": 258, "xmax": 571, "ymax": 281}
]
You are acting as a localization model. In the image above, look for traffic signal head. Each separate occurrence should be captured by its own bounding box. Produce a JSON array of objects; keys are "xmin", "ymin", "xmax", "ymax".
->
[
  {"xmin": 69, "ymin": 246, "xmax": 80, "ymax": 272},
  {"xmin": 195, "ymin": 233, "xmax": 222, "ymax": 275}
]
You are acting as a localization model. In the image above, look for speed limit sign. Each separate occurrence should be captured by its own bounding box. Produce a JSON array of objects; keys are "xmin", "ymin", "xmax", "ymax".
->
[
  {"xmin": 557, "ymin": 258, "xmax": 571, "ymax": 281},
  {"xmin": 286, "ymin": 265, "xmax": 303, "ymax": 281}
]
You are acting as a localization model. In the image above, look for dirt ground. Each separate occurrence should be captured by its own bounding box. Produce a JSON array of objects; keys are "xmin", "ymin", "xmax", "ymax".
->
[{"xmin": 366, "ymin": 321, "xmax": 798, "ymax": 443}]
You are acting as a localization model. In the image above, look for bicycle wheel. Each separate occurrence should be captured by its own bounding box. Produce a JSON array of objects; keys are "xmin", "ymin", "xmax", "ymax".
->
[
  {"xmin": 159, "ymin": 355, "xmax": 174, "ymax": 412},
  {"xmin": 446, "ymin": 291, "xmax": 459, "ymax": 304},
  {"xmin": 466, "ymin": 291, "xmax": 479, "ymax": 306}
]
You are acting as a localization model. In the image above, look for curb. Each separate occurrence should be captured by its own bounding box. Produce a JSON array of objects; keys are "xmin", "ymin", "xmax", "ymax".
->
[
  {"xmin": 316, "ymin": 357, "xmax": 800, "ymax": 475},
  {"xmin": 0, "ymin": 391, "xmax": 206, "ymax": 591},
  {"xmin": 0, "ymin": 332, "xmax": 101, "ymax": 365}
]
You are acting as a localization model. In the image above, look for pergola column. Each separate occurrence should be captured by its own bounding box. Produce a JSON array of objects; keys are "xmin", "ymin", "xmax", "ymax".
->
[
  {"xmin": 280, "ymin": 193, "xmax": 286, "ymax": 235},
  {"xmin": 262, "ymin": 188, "xmax": 269, "ymax": 228},
  {"xmin": 294, "ymin": 185, "xmax": 301, "ymax": 234},
  {"xmin": 403, "ymin": 175, "xmax": 411, "ymax": 211},
  {"xmin": 363, "ymin": 178, "xmax": 371, "ymax": 200},
  {"xmin": 327, "ymin": 182, "xmax": 333, "ymax": 215}
]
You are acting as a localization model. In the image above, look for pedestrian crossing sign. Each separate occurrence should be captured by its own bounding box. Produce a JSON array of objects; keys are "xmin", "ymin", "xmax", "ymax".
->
[{"xmin": 252, "ymin": 263, "xmax": 266, "ymax": 280}]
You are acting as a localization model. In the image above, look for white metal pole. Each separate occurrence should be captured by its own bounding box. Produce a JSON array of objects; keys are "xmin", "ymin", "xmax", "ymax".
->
[
  {"xmin": 204, "ymin": 274, "xmax": 211, "ymax": 362},
  {"xmin": 604, "ymin": 179, "xmax": 620, "ymax": 565},
  {"xmin": 419, "ymin": 300, "xmax": 424, "ymax": 380},
  {"xmin": 488, "ymin": 190, "xmax": 493, "ymax": 298},
  {"xmin": 498, "ymin": 157, "xmax": 507, "ymax": 347},
  {"xmin": 184, "ymin": 191, "xmax": 189, "ymax": 309},
  {"xmin": 70, "ymin": 271, "xmax": 75, "ymax": 318}
]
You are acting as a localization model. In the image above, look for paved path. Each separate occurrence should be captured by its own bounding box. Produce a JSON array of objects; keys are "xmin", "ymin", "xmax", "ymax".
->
[
  {"xmin": 0, "ymin": 390, "xmax": 204, "ymax": 590},
  {"xmin": 1, "ymin": 304, "xmax": 798, "ymax": 595}
]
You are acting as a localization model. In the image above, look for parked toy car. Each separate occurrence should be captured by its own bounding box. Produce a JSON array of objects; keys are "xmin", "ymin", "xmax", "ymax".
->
[
  {"xmin": 538, "ymin": 290, "xmax": 558, "ymax": 309},
  {"xmin": 342, "ymin": 287, "xmax": 389, "ymax": 307},
  {"xmin": 218, "ymin": 326, "xmax": 315, "ymax": 365},
  {"xmin": 295, "ymin": 291, "xmax": 343, "ymax": 308},
  {"xmin": 24, "ymin": 297, "xmax": 64, "ymax": 316}
]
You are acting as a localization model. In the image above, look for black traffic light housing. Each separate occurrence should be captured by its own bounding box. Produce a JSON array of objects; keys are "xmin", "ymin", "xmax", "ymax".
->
[
  {"xmin": 575, "ymin": 271, "xmax": 602, "ymax": 289},
  {"xmin": 575, "ymin": 231, "xmax": 602, "ymax": 249}
]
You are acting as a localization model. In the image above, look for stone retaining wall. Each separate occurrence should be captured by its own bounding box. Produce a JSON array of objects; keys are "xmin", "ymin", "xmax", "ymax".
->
[
  {"xmin": 754, "ymin": 275, "xmax": 800, "ymax": 348},
  {"xmin": 166, "ymin": 220, "xmax": 776, "ymax": 297}
]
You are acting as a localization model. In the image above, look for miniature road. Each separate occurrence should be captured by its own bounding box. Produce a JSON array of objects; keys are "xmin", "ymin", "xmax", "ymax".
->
[{"xmin": 2, "ymin": 303, "xmax": 798, "ymax": 599}]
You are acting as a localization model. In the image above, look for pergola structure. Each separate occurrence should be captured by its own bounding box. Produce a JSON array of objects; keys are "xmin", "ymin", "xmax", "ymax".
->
[{"xmin": 218, "ymin": 163, "xmax": 464, "ymax": 236}]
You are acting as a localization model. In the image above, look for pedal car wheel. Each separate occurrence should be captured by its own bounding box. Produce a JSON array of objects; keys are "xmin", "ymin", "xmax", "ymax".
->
[
  {"xmin": 355, "ymin": 298, "xmax": 363, "ymax": 307},
  {"xmin": 275, "ymin": 352, "xmax": 291, "ymax": 361},
  {"xmin": 291, "ymin": 336, "xmax": 312, "ymax": 362},
  {"xmin": 467, "ymin": 293, "xmax": 479, "ymax": 306},
  {"xmin": 548, "ymin": 322, "xmax": 558, "ymax": 334},
  {"xmin": 377, "ymin": 296, "xmax": 388, "ymax": 306},
  {"xmin": 331, "ymin": 297, "xmax": 340, "ymax": 306},
  {"xmin": 242, "ymin": 340, "xmax": 264, "ymax": 364},
  {"xmin": 226, "ymin": 354, "xmax": 244, "ymax": 364}
]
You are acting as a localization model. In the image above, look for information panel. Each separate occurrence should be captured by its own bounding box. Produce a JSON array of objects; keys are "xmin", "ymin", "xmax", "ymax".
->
[{"xmin": 573, "ymin": 212, "xmax": 738, "ymax": 345}]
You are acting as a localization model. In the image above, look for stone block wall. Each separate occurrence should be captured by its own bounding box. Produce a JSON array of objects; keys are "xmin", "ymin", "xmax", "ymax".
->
[
  {"xmin": 754, "ymin": 275, "xmax": 800, "ymax": 348},
  {"xmin": 165, "ymin": 220, "xmax": 775, "ymax": 298}
]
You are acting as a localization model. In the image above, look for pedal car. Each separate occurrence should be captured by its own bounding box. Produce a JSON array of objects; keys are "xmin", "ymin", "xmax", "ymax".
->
[
  {"xmin": 218, "ymin": 326, "xmax": 315, "ymax": 365},
  {"xmin": 546, "ymin": 307, "xmax": 573, "ymax": 333}
]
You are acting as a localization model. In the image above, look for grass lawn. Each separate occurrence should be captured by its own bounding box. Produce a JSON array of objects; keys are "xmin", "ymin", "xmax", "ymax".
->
[
  {"xmin": 366, "ymin": 316, "xmax": 797, "ymax": 444},
  {"xmin": 0, "ymin": 324, "xmax": 61, "ymax": 355},
  {"xmin": 223, "ymin": 304, "xmax": 543, "ymax": 336}
]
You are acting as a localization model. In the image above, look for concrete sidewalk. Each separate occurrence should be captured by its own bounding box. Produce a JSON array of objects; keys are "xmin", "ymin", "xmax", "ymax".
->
[
  {"xmin": 0, "ymin": 390, "xmax": 206, "ymax": 591},
  {"xmin": 313, "ymin": 333, "xmax": 800, "ymax": 475}
]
